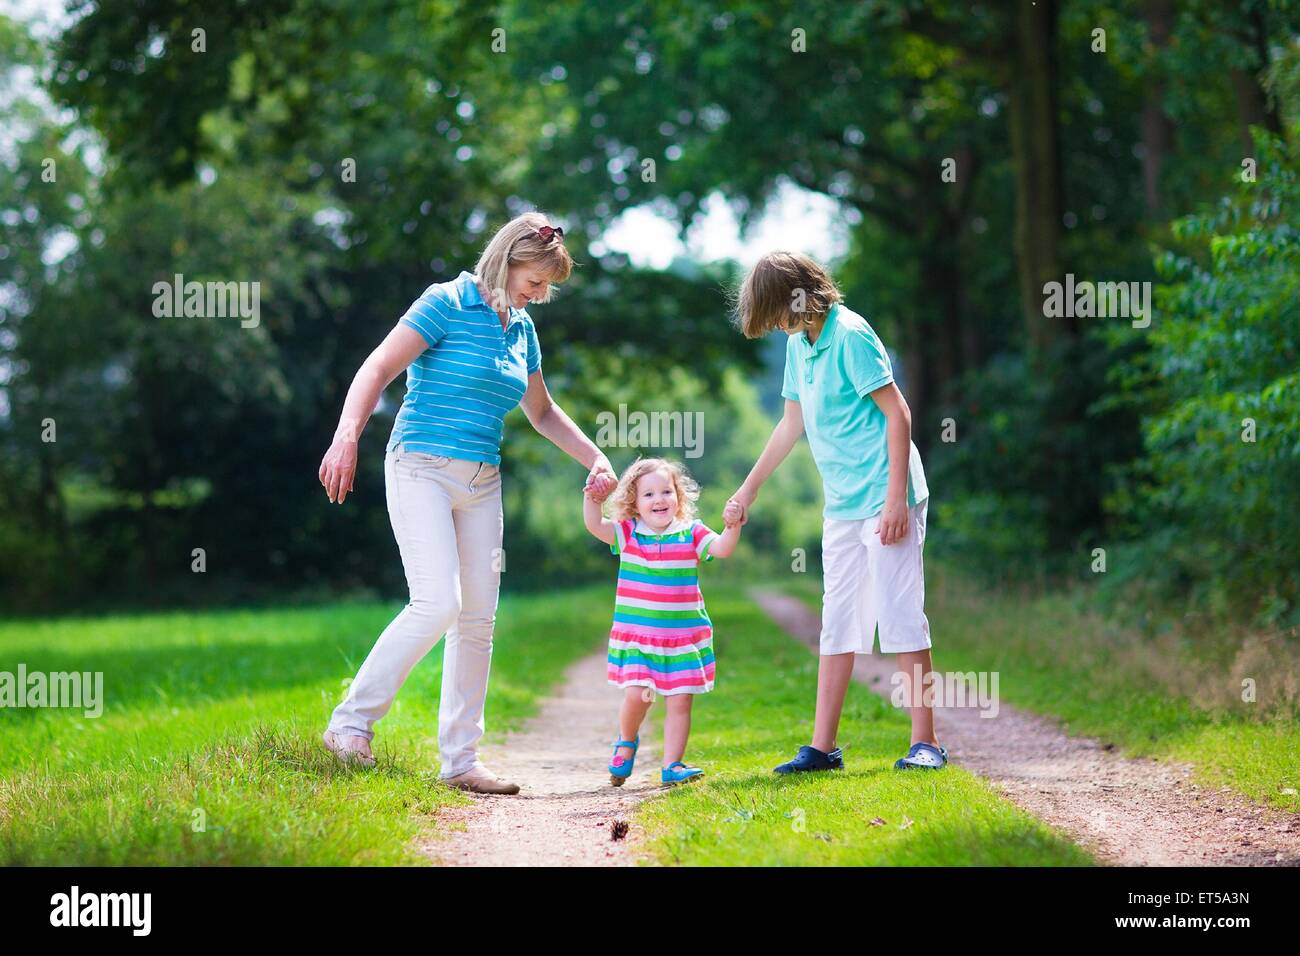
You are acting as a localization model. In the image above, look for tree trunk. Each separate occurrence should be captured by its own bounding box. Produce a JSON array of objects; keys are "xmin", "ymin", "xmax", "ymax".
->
[
  {"xmin": 138, "ymin": 370, "xmax": 162, "ymax": 598},
  {"xmin": 1232, "ymin": 69, "xmax": 1283, "ymax": 155},
  {"xmin": 901, "ymin": 336, "xmax": 930, "ymax": 458},
  {"xmin": 1141, "ymin": 0, "xmax": 1175, "ymax": 218},
  {"xmin": 1006, "ymin": 0, "xmax": 1068, "ymax": 354},
  {"xmin": 918, "ymin": 233, "xmax": 962, "ymax": 380},
  {"xmin": 909, "ymin": 233, "xmax": 963, "ymax": 456},
  {"xmin": 949, "ymin": 147, "xmax": 981, "ymax": 371},
  {"xmin": 1232, "ymin": 4, "xmax": 1283, "ymax": 154}
]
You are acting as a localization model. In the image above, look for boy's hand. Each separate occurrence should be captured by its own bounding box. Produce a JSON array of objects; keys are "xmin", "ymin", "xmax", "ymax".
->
[
  {"xmin": 723, "ymin": 499, "xmax": 745, "ymax": 527},
  {"xmin": 875, "ymin": 498, "xmax": 909, "ymax": 546},
  {"xmin": 725, "ymin": 491, "xmax": 751, "ymax": 526}
]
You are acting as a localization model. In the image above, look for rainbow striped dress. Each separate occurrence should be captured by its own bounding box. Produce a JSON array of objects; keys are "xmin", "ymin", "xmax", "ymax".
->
[{"xmin": 607, "ymin": 517, "xmax": 720, "ymax": 695}]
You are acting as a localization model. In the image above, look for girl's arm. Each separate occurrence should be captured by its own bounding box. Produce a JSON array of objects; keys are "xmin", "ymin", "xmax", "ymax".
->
[
  {"xmin": 730, "ymin": 398, "xmax": 804, "ymax": 517},
  {"xmin": 318, "ymin": 323, "xmax": 429, "ymax": 504},
  {"xmin": 707, "ymin": 523, "xmax": 742, "ymax": 559},
  {"xmin": 583, "ymin": 491, "xmax": 617, "ymax": 546},
  {"xmin": 868, "ymin": 383, "xmax": 913, "ymax": 546}
]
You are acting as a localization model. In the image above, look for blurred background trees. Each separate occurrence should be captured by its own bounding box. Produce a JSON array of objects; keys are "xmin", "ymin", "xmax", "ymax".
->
[{"xmin": 0, "ymin": 0, "xmax": 1296, "ymax": 627}]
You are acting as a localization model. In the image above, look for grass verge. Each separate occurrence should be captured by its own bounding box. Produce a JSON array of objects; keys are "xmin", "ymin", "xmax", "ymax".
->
[
  {"xmin": 634, "ymin": 589, "xmax": 1095, "ymax": 865},
  {"xmin": 781, "ymin": 565, "xmax": 1300, "ymax": 814},
  {"xmin": 0, "ymin": 587, "xmax": 610, "ymax": 864}
]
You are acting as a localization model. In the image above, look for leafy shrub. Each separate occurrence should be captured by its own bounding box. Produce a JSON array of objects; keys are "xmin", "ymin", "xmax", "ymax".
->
[
  {"xmin": 926, "ymin": 338, "xmax": 1140, "ymax": 582},
  {"xmin": 1103, "ymin": 132, "xmax": 1300, "ymax": 625}
]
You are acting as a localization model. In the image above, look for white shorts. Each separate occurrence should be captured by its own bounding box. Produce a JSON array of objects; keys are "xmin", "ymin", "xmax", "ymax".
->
[{"xmin": 820, "ymin": 498, "xmax": 931, "ymax": 655}]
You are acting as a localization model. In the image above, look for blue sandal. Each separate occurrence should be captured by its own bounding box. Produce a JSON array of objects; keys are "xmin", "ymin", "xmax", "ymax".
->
[
  {"xmin": 608, "ymin": 736, "xmax": 639, "ymax": 786},
  {"xmin": 661, "ymin": 761, "xmax": 704, "ymax": 786},
  {"xmin": 894, "ymin": 742, "xmax": 948, "ymax": 770}
]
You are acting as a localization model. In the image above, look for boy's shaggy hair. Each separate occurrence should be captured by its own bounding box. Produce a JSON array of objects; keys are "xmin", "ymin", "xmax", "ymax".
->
[
  {"xmin": 733, "ymin": 250, "xmax": 843, "ymax": 338},
  {"xmin": 607, "ymin": 457, "xmax": 701, "ymax": 523}
]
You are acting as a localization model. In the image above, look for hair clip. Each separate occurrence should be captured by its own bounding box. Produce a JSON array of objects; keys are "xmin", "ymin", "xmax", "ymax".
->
[{"xmin": 536, "ymin": 225, "xmax": 564, "ymax": 243}]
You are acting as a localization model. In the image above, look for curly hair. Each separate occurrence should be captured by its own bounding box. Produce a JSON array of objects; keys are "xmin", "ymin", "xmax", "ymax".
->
[{"xmin": 607, "ymin": 457, "xmax": 701, "ymax": 523}]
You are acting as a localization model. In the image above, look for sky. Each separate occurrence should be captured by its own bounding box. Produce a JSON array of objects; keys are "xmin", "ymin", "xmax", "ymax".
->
[{"xmin": 598, "ymin": 184, "xmax": 847, "ymax": 268}]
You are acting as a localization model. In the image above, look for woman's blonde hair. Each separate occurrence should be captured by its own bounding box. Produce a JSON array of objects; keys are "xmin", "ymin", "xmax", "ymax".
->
[
  {"xmin": 475, "ymin": 211, "xmax": 574, "ymax": 311},
  {"xmin": 607, "ymin": 457, "xmax": 701, "ymax": 523},
  {"xmin": 733, "ymin": 250, "xmax": 842, "ymax": 338}
]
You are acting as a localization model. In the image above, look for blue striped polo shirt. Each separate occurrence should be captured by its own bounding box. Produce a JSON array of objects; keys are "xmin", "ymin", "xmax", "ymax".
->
[{"xmin": 387, "ymin": 271, "xmax": 541, "ymax": 465}]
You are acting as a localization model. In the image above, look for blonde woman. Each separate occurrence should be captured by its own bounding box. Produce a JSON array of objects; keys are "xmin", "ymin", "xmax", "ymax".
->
[{"xmin": 318, "ymin": 212, "xmax": 617, "ymax": 794}]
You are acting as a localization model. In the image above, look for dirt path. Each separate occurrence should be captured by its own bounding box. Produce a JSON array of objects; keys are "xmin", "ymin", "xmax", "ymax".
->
[
  {"xmin": 421, "ymin": 648, "xmax": 662, "ymax": 866},
  {"xmin": 754, "ymin": 590, "xmax": 1300, "ymax": 867}
]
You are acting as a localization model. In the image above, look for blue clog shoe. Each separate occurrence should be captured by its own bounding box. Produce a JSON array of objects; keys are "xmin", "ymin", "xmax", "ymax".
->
[
  {"xmin": 773, "ymin": 745, "xmax": 844, "ymax": 774},
  {"xmin": 894, "ymin": 741, "xmax": 948, "ymax": 770}
]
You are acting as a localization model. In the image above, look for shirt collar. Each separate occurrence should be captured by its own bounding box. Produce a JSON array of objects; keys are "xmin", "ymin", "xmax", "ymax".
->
[
  {"xmin": 459, "ymin": 270, "xmax": 524, "ymax": 324},
  {"xmin": 458, "ymin": 271, "xmax": 485, "ymax": 307},
  {"xmin": 802, "ymin": 303, "xmax": 839, "ymax": 354},
  {"xmin": 633, "ymin": 516, "xmax": 691, "ymax": 537}
]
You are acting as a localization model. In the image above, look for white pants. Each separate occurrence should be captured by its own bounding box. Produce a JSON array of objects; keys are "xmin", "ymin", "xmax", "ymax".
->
[
  {"xmin": 820, "ymin": 498, "xmax": 931, "ymax": 655},
  {"xmin": 328, "ymin": 449, "xmax": 503, "ymax": 779}
]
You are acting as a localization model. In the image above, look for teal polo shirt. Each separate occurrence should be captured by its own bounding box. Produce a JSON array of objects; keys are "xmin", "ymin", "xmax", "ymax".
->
[{"xmin": 780, "ymin": 303, "xmax": 929, "ymax": 520}]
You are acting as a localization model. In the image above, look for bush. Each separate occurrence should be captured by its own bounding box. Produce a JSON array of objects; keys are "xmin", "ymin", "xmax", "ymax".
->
[
  {"xmin": 926, "ymin": 338, "xmax": 1140, "ymax": 583},
  {"xmin": 1103, "ymin": 131, "xmax": 1300, "ymax": 625}
]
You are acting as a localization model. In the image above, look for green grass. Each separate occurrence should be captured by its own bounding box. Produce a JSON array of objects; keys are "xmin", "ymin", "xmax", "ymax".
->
[
  {"xmin": 0, "ymin": 587, "xmax": 611, "ymax": 865},
  {"xmin": 782, "ymin": 565, "xmax": 1300, "ymax": 814},
  {"xmin": 634, "ymin": 590, "xmax": 1096, "ymax": 865},
  {"xmin": 7, "ymin": 564, "xmax": 1290, "ymax": 868}
]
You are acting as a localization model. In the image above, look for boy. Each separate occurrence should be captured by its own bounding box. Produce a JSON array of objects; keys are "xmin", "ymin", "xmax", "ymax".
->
[{"xmin": 728, "ymin": 251, "xmax": 947, "ymax": 772}]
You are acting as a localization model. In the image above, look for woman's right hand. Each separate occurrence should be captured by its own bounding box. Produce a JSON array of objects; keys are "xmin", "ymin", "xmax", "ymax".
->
[
  {"xmin": 319, "ymin": 437, "xmax": 359, "ymax": 504},
  {"xmin": 318, "ymin": 323, "xmax": 427, "ymax": 505}
]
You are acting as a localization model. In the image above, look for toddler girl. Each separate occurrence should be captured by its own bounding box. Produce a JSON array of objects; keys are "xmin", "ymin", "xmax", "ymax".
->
[{"xmin": 583, "ymin": 457, "xmax": 743, "ymax": 786}]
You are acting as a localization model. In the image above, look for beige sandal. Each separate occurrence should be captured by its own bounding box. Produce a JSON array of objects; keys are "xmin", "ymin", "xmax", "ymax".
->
[
  {"xmin": 321, "ymin": 730, "xmax": 376, "ymax": 768},
  {"xmin": 442, "ymin": 765, "xmax": 520, "ymax": 795}
]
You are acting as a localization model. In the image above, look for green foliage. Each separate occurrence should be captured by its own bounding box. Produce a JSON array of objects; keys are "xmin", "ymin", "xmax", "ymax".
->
[
  {"xmin": 2, "ymin": 1, "xmax": 1296, "ymax": 624},
  {"xmin": 1104, "ymin": 131, "xmax": 1300, "ymax": 623},
  {"xmin": 501, "ymin": 364, "xmax": 823, "ymax": 589},
  {"xmin": 0, "ymin": 4, "xmax": 768, "ymax": 610},
  {"xmin": 926, "ymin": 339, "xmax": 1141, "ymax": 580}
]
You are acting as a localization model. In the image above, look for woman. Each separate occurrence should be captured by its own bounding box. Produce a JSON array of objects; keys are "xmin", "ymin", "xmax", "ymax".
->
[{"xmin": 317, "ymin": 211, "xmax": 617, "ymax": 794}]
